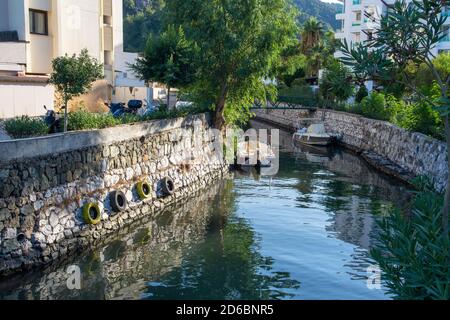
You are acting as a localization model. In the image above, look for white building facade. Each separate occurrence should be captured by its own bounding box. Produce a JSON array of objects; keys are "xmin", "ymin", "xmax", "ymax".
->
[
  {"xmin": 335, "ymin": 0, "xmax": 450, "ymax": 58},
  {"xmin": 0, "ymin": 0, "xmax": 149, "ymax": 119}
]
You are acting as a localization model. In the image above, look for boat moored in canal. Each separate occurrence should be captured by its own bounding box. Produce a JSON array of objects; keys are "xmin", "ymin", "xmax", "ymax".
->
[{"xmin": 293, "ymin": 123, "xmax": 339, "ymax": 146}]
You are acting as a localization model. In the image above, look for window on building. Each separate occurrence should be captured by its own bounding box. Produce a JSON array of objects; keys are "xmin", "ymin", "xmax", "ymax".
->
[
  {"xmin": 353, "ymin": 32, "xmax": 361, "ymax": 43},
  {"xmin": 355, "ymin": 11, "xmax": 362, "ymax": 21},
  {"xmin": 29, "ymin": 9, "xmax": 48, "ymax": 35}
]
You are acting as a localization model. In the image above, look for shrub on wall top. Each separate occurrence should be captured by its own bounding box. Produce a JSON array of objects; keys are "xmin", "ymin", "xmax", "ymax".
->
[{"xmin": 4, "ymin": 116, "xmax": 49, "ymax": 139}]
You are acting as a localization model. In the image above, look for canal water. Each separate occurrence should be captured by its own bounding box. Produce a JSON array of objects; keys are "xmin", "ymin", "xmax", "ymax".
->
[{"xmin": 0, "ymin": 121, "xmax": 411, "ymax": 300}]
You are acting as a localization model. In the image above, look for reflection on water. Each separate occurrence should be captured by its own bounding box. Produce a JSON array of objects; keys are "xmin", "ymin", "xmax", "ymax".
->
[{"xmin": 0, "ymin": 122, "xmax": 411, "ymax": 300}]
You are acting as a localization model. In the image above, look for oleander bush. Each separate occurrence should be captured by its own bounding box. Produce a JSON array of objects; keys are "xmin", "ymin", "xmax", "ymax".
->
[
  {"xmin": 4, "ymin": 116, "xmax": 49, "ymax": 139},
  {"xmin": 371, "ymin": 178, "xmax": 450, "ymax": 300}
]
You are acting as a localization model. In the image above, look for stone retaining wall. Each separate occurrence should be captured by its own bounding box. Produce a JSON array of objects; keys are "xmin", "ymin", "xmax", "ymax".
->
[
  {"xmin": 0, "ymin": 114, "xmax": 228, "ymax": 277},
  {"xmin": 253, "ymin": 108, "xmax": 447, "ymax": 192},
  {"xmin": 0, "ymin": 179, "xmax": 231, "ymax": 299}
]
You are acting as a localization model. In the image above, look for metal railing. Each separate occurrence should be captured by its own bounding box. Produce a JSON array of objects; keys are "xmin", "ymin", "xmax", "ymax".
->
[{"xmin": 253, "ymin": 96, "xmax": 319, "ymax": 110}]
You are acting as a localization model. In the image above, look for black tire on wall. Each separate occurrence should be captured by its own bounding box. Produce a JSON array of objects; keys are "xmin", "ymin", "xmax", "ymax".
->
[
  {"xmin": 161, "ymin": 177, "xmax": 175, "ymax": 197},
  {"xmin": 110, "ymin": 190, "xmax": 127, "ymax": 212}
]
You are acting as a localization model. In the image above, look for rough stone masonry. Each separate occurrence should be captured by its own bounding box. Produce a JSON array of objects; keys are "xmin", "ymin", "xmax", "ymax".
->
[
  {"xmin": 253, "ymin": 108, "xmax": 447, "ymax": 192},
  {"xmin": 0, "ymin": 114, "xmax": 229, "ymax": 277}
]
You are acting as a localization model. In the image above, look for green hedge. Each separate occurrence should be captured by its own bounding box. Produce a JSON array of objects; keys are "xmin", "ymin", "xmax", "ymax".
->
[
  {"xmin": 4, "ymin": 116, "xmax": 49, "ymax": 139},
  {"xmin": 3, "ymin": 105, "xmax": 210, "ymax": 139}
]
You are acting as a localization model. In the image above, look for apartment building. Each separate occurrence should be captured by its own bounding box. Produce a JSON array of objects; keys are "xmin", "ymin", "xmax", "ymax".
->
[
  {"xmin": 335, "ymin": 0, "xmax": 450, "ymax": 58},
  {"xmin": 0, "ymin": 0, "xmax": 150, "ymax": 119}
]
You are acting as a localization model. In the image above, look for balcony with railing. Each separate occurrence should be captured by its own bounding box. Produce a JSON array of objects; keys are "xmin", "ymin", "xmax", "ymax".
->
[
  {"xmin": 0, "ymin": 31, "xmax": 27, "ymax": 72},
  {"xmin": 362, "ymin": 18, "xmax": 378, "ymax": 30}
]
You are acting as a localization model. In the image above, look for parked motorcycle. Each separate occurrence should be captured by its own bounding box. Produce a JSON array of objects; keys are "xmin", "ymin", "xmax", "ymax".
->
[
  {"xmin": 43, "ymin": 105, "xmax": 62, "ymax": 134},
  {"xmin": 106, "ymin": 100, "xmax": 152, "ymax": 117}
]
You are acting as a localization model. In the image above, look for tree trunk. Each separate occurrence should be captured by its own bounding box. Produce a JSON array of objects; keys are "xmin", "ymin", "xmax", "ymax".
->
[
  {"xmin": 167, "ymin": 87, "xmax": 171, "ymax": 109},
  {"xmin": 63, "ymin": 96, "xmax": 69, "ymax": 133},
  {"xmin": 443, "ymin": 114, "xmax": 450, "ymax": 238},
  {"xmin": 214, "ymin": 83, "xmax": 228, "ymax": 131}
]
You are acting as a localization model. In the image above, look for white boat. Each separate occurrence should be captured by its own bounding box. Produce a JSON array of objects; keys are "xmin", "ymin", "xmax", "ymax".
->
[{"xmin": 293, "ymin": 123, "xmax": 333, "ymax": 146}]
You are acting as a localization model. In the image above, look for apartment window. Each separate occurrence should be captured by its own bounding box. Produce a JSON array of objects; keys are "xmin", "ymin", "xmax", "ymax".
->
[
  {"xmin": 353, "ymin": 32, "xmax": 361, "ymax": 43},
  {"xmin": 355, "ymin": 11, "xmax": 362, "ymax": 21},
  {"xmin": 29, "ymin": 9, "xmax": 48, "ymax": 35}
]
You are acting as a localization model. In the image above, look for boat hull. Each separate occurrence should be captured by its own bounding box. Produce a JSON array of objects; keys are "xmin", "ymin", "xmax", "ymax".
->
[{"xmin": 293, "ymin": 134, "xmax": 332, "ymax": 146}]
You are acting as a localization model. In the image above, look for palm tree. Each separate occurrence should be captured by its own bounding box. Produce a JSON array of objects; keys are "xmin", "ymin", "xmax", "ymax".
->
[{"xmin": 301, "ymin": 17, "xmax": 324, "ymax": 54}]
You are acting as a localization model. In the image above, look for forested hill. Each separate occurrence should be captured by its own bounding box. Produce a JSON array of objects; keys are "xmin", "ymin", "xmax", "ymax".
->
[
  {"xmin": 294, "ymin": 0, "xmax": 341, "ymax": 30},
  {"xmin": 123, "ymin": 0, "xmax": 341, "ymax": 52}
]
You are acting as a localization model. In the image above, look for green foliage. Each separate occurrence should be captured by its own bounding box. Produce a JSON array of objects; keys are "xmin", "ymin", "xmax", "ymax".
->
[
  {"xmin": 339, "ymin": 0, "xmax": 449, "ymax": 116},
  {"xmin": 49, "ymin": 49, "xmax": 103, "ymax": 102},
  {"xmin": 123, "ymin": 0, "xmax": 341, "ymax": 53},
  {"xmin": 274, "ymin": 44, "xmax": 307, "ymax": 87},
  {"xmin": 301, "ymin": 17, "xmax": 324, "ymax": 54},
  {"xmin": 166, "ymin": 0, "xmax": 299, "ymax": 128},
  {"xmin": 320, "ymin": 61, "xmax": 354, "ymax": 104},
  {"xmin": 293, "ymin": 0, "xmax": 342, "ymax": 30},
  {"xmin": 411, "ymin": 52, "xmax": 450, "ymax": 97},
  {"xmin": 372, "ymin": 0, "xmax": 446, "ymax": 69},
  {"xmin": 355, "ymin": 86, "xmax": 369, "ymax": 103},
  {"xmin": 130, "ymin": 25, "xmax": 197, "ymax": 93},
  {"xmin": 278, "ymin": 84, "xmax": 319, "ymax": 107},
  {"xmin": 123, "ymin": 0, "xmax": 166, "ymax": 52},
  {"xmin": 388, "ymin": 95, "xmax": 444, "ymax": 140},
  {"xmin": 66, "ymin": 111, "xmax": 122, "ymax": 131},
  {"xmin": 301, "ymin": 18, "xmax": 338, "ymax": 78},
  {"xmin": 49, "ymin": 49, "xmax": 104, "ymax": 132},
  {"xmin": 65, "ymin": 105, "xmax": 210, "ymax": 132},
  {"xmin": 371, "ymin": 189, "xmax": 450, "ymax": 300},
  {"xmin": 4, "ymin": 116, "xmax": 49, "ymax": 139},
  {"xmin": 340, "ymin": 41, "xmax": 394, "ymax": 86},
  {"xmin": 360, "ymin": 92, "xmax": 390, "ymax": 121},
  {"xmin": 142, "ymin": 104, "xmax": 210, "ymax": 122}
]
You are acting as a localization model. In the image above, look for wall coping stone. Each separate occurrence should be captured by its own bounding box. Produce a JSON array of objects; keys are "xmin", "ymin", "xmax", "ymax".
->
[{"xmin": 0, "ymin": 113, "xmax": 211, "ymax": 163}]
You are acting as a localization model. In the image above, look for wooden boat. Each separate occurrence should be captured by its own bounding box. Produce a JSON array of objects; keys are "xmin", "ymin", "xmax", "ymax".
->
[{"xmin": 293, "ymin": 123, "xmax": 333, "ymax": 146}]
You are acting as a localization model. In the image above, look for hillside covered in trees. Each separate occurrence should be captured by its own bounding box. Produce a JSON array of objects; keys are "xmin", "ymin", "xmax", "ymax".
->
[
  {"xmin": 123, "ymin": 0, "xmax": 341, "ymax": 52},
  {"xmin": 295, "ymin": 0, "xmax": 341, "ymax": 30}
]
